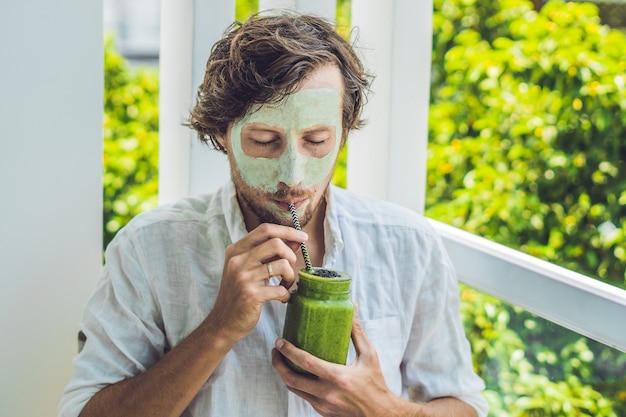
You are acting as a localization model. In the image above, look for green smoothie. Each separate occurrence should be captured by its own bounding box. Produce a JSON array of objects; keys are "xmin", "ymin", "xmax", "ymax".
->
[{"xmin": 282, "ymin": 267, "xmax": 354, "ymax": 375}]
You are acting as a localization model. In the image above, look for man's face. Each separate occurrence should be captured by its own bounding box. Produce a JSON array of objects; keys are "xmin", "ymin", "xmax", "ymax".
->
[{"xmin": 220, "ymin": 65, "xmax": 344, "ymax": 228}]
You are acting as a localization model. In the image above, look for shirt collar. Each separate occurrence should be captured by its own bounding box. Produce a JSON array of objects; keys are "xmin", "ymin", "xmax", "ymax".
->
[
  {"xmin": 220, "ymin": 180, "xmax": 249, "ymax": 245},
  {"xmin": 322, "ymin": 185, "xmax": 344, "ymax": 268}
]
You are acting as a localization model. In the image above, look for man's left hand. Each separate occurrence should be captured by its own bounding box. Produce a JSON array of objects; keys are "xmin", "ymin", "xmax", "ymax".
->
[{"xmin": 272, "ymin": 311, "xmax": 399, "ymax": 417}]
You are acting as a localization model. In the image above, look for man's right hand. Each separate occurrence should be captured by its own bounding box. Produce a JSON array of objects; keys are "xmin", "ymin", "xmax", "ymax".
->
[
  {"xmin": 205, "ymin": 223, "xmax": 308, "ymax": 344},
  {"xmin": 77, "ymin": 223, "xmax": 308, "ymax": 417}
]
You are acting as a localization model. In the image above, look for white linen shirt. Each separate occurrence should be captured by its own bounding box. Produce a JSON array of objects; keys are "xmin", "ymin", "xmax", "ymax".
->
[{"xmin": 59, "ymin": 181, "xmax": 488, "ymax": 417}]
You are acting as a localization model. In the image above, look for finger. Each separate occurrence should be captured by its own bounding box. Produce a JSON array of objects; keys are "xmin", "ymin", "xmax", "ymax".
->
[
  {"xmin": 350, "ymin": 308, "xmax": 379, "ymax": 366},
  {"xmin": 222, "ymin": 243, "xmax": 296, "ymax": 298},
  {"xmin": 274, "ymin": 338, "xmax": 337, "ymax": 380},
  {"xmin": 351, "ymin": 308, "xmax": 366, "ymax": 352},
  {"xmin": 251, "ymin": 253, "xmax": 296, "ymax": 289},
  {"xmin": 245, "ymin": 237, "xmax": 296, "ymax": 281},
  {"xmin": 253, "ymin": 237, "xmax": 298, "ymax": 266},
  {"xmin": 272, "ymin": 347, "xmax": 322, "ymax": 397},
  {"xmin": 272, "ymin": 259, "xmax": 297, "ymax": 290},
  {"xmin": 229, "ymin": 223, "xmax": 308, "ymax": 258},
  {"xmin": 257, "ymin": 259, "xmax": 296, "ymax": 290},
  {"xmin": 260, "ymin": 283, "xmax": 291, "ymax": 303},
  {"xmin": 351, "ymin": 307, "xmax": 369, "ymax": 355},
  {"xmin": 271, "ymin": 347, "xmax": 290, "ymax": 374},
  {"xmin": 284, "ymin": 385, "xmax": 321, "ymax": 412}
]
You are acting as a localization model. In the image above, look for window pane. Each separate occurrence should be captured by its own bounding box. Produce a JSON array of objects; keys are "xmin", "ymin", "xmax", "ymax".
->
[
  {"xmin": 461, "ymin": 284, "xmax": 626, "ymax": 416},
  {"xmin": 427, "ymin": 0, "xmax": 626, "ymax": 289}
]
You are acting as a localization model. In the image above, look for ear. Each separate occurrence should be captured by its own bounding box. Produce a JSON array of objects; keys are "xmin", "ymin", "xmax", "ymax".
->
[{"xmin": 215, "ymin": 133, "xmax": 227, "ymax": 151}]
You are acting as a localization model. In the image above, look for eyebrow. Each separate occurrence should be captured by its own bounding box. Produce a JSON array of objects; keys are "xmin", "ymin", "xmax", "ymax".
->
[
  {"xmin": 301, "ymin": 125, "xmax": 334, "ymax": 134},
  {"xmin": 242, "ymin": 123, "xmax": 281, "ymax": 132},
  {"xmin": 241, "ymin": 124, "xmax": 284, "ymax": 138},
  {"xmin": 242, "ymin": 123, "xmax": 334, "ymax": 135}
]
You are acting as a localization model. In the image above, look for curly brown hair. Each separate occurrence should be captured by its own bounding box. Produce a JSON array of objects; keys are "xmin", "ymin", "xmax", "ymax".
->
[{"xmin": 187, "ymin": 13, "xmax": 371, "ymax": 153}]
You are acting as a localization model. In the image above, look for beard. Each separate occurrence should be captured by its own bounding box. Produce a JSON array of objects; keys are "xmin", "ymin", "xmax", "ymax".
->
[
  {"xmin": 231, "ymin": 169, "xmax": 325, "ymax": 228},
  {"xmin": 239, "ymin": 188, "xmax": 319, "ymax": 227}
]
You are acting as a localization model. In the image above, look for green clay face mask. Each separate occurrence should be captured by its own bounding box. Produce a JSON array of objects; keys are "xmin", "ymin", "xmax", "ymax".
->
[{"xmin": 230, "ymin": 88, "xmax": 342, "ymax": 194}]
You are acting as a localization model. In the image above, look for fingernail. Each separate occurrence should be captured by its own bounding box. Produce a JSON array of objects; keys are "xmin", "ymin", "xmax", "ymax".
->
[
  {"xmin": 297, "ymin": 230, "xmax": 308, "ymax": 240},
  {"xmin": 275, "ymin": 338, "xmax": 284, "ymax": 349}
]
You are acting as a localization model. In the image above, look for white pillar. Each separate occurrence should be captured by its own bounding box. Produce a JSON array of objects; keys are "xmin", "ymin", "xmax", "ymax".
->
[
  {"xmin": 158, "ymin": 0, "xmax": 194, "ymax": 204},
  {"xmin": 294, "ymin": 0, "xmax": 336, "ymax": 18},
  {"xmin": 260, "ymin": 0, "xmax": 297, "ymax": 10},
  {"xmin": 259, "ymin": 0, "xmax": 336, "ymax": 18},
  {"xmin": 0, "ymin": 1, "xmax": 103, "ymax": 415},
  {"xmin": 348, "ymin": 0, "xmax": 433, "ymax": 213},
  {"xmin": 348, "ymin": 0, "xmax": 393, "ymax": 202},
  {"xmin": 158, "ymin": 0, "xmax": 235, "ymax": 201},
  {"xmin": 187, "ymin": 0, "xmax": 235, "ymax": 196},
  {"xmin": 387, "ymin": 0, "xmax": 432, "ymax": 213}
]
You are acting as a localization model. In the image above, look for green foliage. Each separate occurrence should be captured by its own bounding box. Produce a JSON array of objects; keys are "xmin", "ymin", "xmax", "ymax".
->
[
  {"xmin": 235, "ymin": 0, "xmax": 257, "ymax": 21},
  {"xmin": 332, "ymin": 0, "xmax": 352, "ymax": 189},
  {"xmin": 103, "ymin": 35, "xmax": 159, "ymax": 249},
  {"xmin": 460, "ymin": 285, "xmax": 624, "ymax": 416},
  {"xmin": 429, "ymin": 0, "xmax": 626, "ymax": 415},
  {"xmin": 428, "ymin": 0, "xmax": 626, "ymax": 287}
]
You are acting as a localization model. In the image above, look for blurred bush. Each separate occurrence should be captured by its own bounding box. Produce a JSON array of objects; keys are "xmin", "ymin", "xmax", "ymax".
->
[
  {"xmin": 429, "ymin": 0, "xmax": 626, "ymax": 414},
  {"xmin": 103, "ymin": 35, "xmax": 159, "ymax": 250},
  {"xmin": 428, "ymin": 0, "xmax": 626, "ymax": 287}
]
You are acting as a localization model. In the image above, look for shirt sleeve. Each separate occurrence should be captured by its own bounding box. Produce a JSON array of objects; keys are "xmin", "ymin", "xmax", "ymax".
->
[
  {"xmin": 58, "ymin": 227, "xmax": 166, "ymax": 417},
  {"xmin": 403, "ymin": 234, "xmax": 489, "ymax": 417}
]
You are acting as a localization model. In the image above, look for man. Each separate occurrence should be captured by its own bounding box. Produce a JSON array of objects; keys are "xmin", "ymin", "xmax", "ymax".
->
[{"xmin": 60, "ymin": 13, "xmax": 488, "ymax": 417}]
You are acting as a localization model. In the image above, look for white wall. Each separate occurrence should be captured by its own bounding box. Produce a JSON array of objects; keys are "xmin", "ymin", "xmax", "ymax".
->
[
  {"xmin": 348, "ymin": 0, "xmax": 432, "ymax": 213},
  {"xmin": 0, "ymin": 1, "xmax": 103, "ymax": 416}
]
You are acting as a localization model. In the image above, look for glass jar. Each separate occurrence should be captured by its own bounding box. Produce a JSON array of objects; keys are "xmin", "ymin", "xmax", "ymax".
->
[{"xmin": 282, "ymin": 267, "xmax": 354, "ymax": 375}]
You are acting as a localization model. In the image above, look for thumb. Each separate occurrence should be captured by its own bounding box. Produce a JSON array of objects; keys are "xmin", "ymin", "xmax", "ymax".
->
[{"xmin": 350, "ymin": 304, "xmax": 372, "ymax": 358}]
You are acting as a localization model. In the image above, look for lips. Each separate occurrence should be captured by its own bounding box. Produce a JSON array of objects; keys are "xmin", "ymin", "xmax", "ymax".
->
[{"xmin": 274, "ymin": 199, "xmax": 306, "ymax": 212}]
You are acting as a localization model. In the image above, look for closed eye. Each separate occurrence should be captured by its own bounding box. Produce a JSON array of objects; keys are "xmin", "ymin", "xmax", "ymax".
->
[
  {"xmin": 240, "ymin": 123, "xmax": 285, "ymax": 157},
  {"xmin": 252, "ymin": 136, "xmax": 280, "ymax": 146},
  {"xmin": 303, "ymin": 133, "xmax": 330, "ymax": 145}
]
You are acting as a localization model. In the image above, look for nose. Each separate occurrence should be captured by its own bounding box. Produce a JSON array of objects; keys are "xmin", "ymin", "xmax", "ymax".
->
[
  {"xmin": 277, "ymin": 181, "xmax": 304, "ymax": 195},
  {"xmin": 277, "ymin": 139, "xmax": 306, "ymax": 187},
  {"xmin": 278, "ymin": 159, "xmax": 305, "ymax": 187}
]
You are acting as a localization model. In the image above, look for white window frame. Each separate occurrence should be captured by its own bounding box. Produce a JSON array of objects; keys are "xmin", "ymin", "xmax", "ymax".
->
[{"xmin": 158, "ymin": 0, "xmax": 626, "ymax": 352}]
